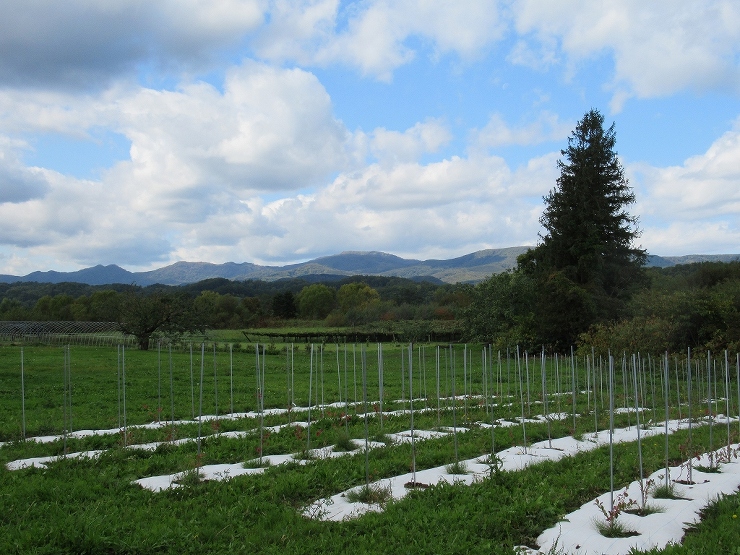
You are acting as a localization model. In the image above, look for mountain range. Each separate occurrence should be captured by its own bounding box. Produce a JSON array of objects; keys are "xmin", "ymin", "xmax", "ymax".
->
[{"xmin": 0, "ymin": 248, "xmax": 738, "ymax": 287}]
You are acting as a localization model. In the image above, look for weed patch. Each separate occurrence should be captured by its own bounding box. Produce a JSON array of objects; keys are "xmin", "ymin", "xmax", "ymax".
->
[{"xmin": 345, "ymin": 483, "xmax": 392, "ymax": 505}]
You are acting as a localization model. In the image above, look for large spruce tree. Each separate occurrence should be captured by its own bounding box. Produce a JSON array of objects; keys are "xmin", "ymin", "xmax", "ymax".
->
[{"xmin": 518, "ymin": 108, "xmax": 646, "ymax": 347}]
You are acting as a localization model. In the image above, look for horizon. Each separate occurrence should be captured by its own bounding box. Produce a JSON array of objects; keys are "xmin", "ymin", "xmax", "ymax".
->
[
  {"xmin": 4, "ymin": 247, "xmax": 740, "ymax": 278},
  {"xmin": 1, "ymin": 2, "xmax": 739, "ymax": 275}
]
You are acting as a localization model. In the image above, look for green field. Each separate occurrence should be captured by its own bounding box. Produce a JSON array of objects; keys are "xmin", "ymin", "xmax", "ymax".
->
[{"xmin": 1, "ymin": 342, "xmax": 739, "ymax": 553}]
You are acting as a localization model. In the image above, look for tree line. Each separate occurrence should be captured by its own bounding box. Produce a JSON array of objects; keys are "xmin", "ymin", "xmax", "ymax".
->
[{"xmin": 0, "ymin": 276, "xmax": 472, "ymax": 349}]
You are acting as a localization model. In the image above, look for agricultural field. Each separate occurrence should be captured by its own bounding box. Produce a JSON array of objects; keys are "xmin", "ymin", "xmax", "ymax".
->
[{"xmin": 1, "ymin": 342, "xmax": 739, "ymax": 554}]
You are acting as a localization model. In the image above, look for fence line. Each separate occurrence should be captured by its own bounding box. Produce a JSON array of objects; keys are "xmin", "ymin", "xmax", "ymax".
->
[{"xmin": 0, "ymin": 321, "xmax": 136, "ymax": 348}]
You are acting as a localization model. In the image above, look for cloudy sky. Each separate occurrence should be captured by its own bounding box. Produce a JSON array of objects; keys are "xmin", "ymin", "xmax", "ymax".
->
[{"xmin": 0, "ymin": 0, "xmax": 739, "ymax": 274}]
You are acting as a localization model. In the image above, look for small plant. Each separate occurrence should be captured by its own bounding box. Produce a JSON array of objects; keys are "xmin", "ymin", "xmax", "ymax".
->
[
  {"xmin": 638, "ymin": 477, "xmax": 655, "ymax": 508},
  {"xmin": 446, "ymin": 460, "xmax": 469, "ymax": 475},
  {"xmin": 715, "ymin": 445, "xmax": 738, "ymax": 465},
  {"xmin": 677, "ymin": 442, "xmax": 703, "ymax": 484},
  {"xmin": 625, "ymin": 503, "xmax": 665, "ymax": 517},
  {"xmin": 694, "ymin": 463, "xmax": 722, "ymax": 474},
  {"xmin": 163, "ymin": 426, "xmax": 178, "ymax": 443},
  {"xmin": 243, "ymin": 458, "xmax": 272, "ymax": 469},
  {"xmin": 293, "ymin": 448, "xmax": 316, "ymax": 461},
  {"xmin": 345, "ymin": 483, "xmax": 392, "ymax": 505},
  {"xmin": 475, "ymin": 452, "xmax": 493, "ymax": 464},
  {"xmin": 653, "ymin": 481, "xmax": 688, "ymax": 500},
  {"xmin": 593, "ymin": 517, "xmax": 640, "ymax": 538},
  {"xmin": 177, "ymin": 466, "xmax": 203, "ymax": 486},
  {"xmin": 332, "ymin": 431, "xmax": 358, "ymax": 452},
  {"xmin": 593, "ymin": 490, "xmax": 639, "ymax": 538},
  {"xmin": 479, "ymin": 453, "xmax": 503, "ymax": 477},
  {"xmin": 694, "ymin": 450, "xmax": 723, "ymax": 473},
  {"xmin": 117, "ymin": 429, "xmax": 134, "ymax": 447},
  {"xmin": 540, "ymin": 534, "xmax": 566, "ymax": 555},
  {"xmin": 304, "ymin": 497, "xmax": 333, "ymax": 519},
  {"xmin": 371, "ymin": 433, "xmax": 392, "ymax": 445},
  {"xmin": 404, "ymin": 481, "xmax": 430, "ymax": 489}
]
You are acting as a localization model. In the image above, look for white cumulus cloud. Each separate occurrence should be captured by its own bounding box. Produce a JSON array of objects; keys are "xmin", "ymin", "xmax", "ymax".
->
[
  {"xmin": 632, "ymin": 118, "xmax": 740, "ymax": 253},
  {"xmin": 471, "ymin": 111, "xmax": 573, "ymax": 150},
  {"xmin": 512, "ymin": 0, "xmax": 740, "ymax": 108},
  {"xmin": 370, "ymin": 119, "xmax": 452, "ymax": 166},
  {"xmin": 256, "ymin": 0, "xmax": 506, "ymax": 80},
  {"xmin": 0, "ymin": 137, "xmax": 50, "ymax": 204}
]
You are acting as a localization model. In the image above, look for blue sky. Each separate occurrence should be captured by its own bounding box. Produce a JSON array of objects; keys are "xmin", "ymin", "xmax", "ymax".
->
[{"xmin": 0, "ymin": 0, "xmax": 738, "ymax": 275}]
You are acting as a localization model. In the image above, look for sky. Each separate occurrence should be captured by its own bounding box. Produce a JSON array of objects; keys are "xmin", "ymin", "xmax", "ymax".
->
[{"xmin": 0, "ymin": 0, "xmax": 739, "ymax": 275}]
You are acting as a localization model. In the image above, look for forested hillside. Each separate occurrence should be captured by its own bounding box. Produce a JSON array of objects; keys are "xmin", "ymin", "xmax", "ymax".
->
[
  {"xmin": 0, "ymin": 275, "xmax": 469, "ymax": 342},
  {"xmin": 1, "ymin": 261, "xmax": 739, "ymax": 354}
]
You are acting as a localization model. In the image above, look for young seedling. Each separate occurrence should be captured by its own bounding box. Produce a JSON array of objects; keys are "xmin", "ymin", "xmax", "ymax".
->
[
  {"xmin": 593, "ymin": 490, "xmax": 638, "ymax": 538},
  {"xmin": 626, "ymin": 477, "xmax": 664, "ymax": 516}
]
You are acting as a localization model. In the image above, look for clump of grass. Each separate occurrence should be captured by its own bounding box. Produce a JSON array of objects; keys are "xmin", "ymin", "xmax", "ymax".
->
[
  {"xmin": 370, "ymin": 433, "xmax": 392, "ymax": 445},
  {"xmin": 242, "ymin": 458, "xmax": 272, "ymax": 469},
  {"xmin": 694, "ymin": 464, "xmax": 721, "ymax": 474},
  {"xmin": 592, "ymin": 518, "xmax": 640, "ymax": 538},
  {"xmin": 446, "ymin": 460, "xmax": 469, "ymax": 475},
  {"xmin": 653, "ymin": 483, "xmax": 689, "ymax": 500},
  {"xmin": 332, "ymin": 432, "xmax": 357, "ymax": 452},
  {"xmin": 345, "ymin": 483, "xmax": 392, "ymax": 505},
  {"xmin": 625, "ymin": 504, "xmax": 665, "ymax": 516},
  {"xmin": 478, "ymin": 454, "xmax": 504, "ymax": 479},
  {"xmin": 176, "ymin": 467, "xmax": 203, "ymax": 486},
  {"xmin": 293, "ymin": 448, "xmax": 316, "ymax": 461}
]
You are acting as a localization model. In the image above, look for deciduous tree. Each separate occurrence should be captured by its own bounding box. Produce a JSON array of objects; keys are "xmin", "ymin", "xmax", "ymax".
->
[
  {"xmin": 296, "ymin": 284, "xmax": 335, "ymax": 320},
  {"xmin": 117, "ymin": 291, "xmax": 201, "ymax": 350}
]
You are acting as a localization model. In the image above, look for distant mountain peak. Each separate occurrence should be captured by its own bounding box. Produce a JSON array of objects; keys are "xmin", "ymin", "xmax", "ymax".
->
[
  {"xmin": 0, "ymin": 249, "xmax": 738, "ymax": 287},
  {"xmin": 335, "ymin": 250, "xmax": 401, "ymax": 256}
]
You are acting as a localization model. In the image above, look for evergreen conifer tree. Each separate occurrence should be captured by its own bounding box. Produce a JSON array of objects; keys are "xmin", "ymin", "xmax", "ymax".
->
[{"xmin": 518, "ymin": 109, "xmax": 646, "ymax": 347}]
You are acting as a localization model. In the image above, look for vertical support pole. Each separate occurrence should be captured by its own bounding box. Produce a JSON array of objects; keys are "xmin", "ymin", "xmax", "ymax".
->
[
  {"xmin": 633, "ymin": 353, "xmax": 645, "ymax": 509},
  {"xmin": 609, "ymin": 355, "xmax": 615, "ymax": 513},
  {"xmin": 197, "ymin": 344, "xmax": 205, "ymax": 460},
  {"xmin": 307, "ymin": 344, "xmax": 313, "ymax": 451},
  {"xmin": 169, "ymin": 344, "xmax": 175, "ymax": 438},
  {"xmin": 190, "ymin": 342, "xmax": 195, "ymax": 419},
  {"xmin": 409, "ymin": 343, "xmax": 417, "ymax": 481},
  {"xmin": 363, "ymin": 345, "xmax": 369, "ymax": 487},
  {"xmin": 230, "ymin": 343, "xmax": 234, "ymax": 416},
  {"xmin": 664, "ymin": 352, "xmax": 670, "ymax": 489},
  {"xmin": 123, "ymin": 344, "xmax": 127, "ymax": 447},
  {"xmin": 117, "ymin": 344, "xmax": 121, "ymax": 429},
  {"xmin": 157, "ymin": 341, "xmax": 161, "ymax": 422},
  {"xmin": 213, "ymin": 343, "xmax": 218, "ymax": 419},
  {"xmin": 20, "ymin": 347, "xmax": 26, "ymax": 440},
  {"xmin": 571, "ymin": 346, "xmax": 577, "ymax": 433}
]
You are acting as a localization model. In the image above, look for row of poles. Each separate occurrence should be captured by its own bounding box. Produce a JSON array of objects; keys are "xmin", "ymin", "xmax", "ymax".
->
[
  {"xmin": 12, "ymin": 343, "xmax": 740, "ymax": 434},
  {"xmin": 12, "ymin": 346, "xmax": 740, "ymax": 469}
]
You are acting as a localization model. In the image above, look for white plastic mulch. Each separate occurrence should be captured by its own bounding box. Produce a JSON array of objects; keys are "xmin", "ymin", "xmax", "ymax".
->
[
  {"xmin": 132, "ymin": 427, "xmax": 464, "ymax": 493},
  {"xmin": 304, "ymin": 416, "xmax": 740, "ymax": 555},
  {"xmin": 531, "ymin": 443, "xmax": 740, "ymax": 555},
  {"xmin": 5, "ymin": 407, "xmax": 740, "ymax": 554}
]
